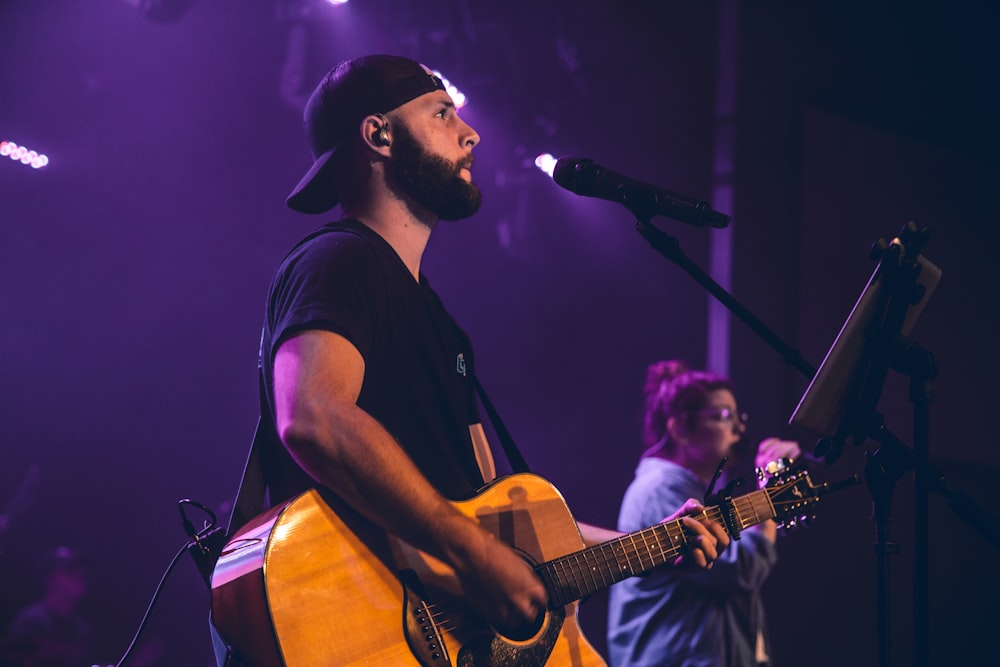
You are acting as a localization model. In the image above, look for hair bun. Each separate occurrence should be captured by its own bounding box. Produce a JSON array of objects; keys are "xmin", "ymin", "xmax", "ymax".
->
[{"xmin": 644, "ymin": 359, "xmax": 689, "ymax": 394}]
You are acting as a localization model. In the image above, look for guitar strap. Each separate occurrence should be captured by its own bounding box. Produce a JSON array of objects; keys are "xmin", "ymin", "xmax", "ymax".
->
[
  {"xmin": 209, "ymin": 366, "xmax": 271, "ymax": 667},
  {"xmin": 470, "ymin": 373, "xmax": 532, "ymax": 474},
  {"xmin": 224, "ymin": 365, "xmax": 271, "ymax": 538}
]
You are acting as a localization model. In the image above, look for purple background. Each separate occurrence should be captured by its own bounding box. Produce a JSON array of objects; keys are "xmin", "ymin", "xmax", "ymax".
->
[{"xmin": 2, "ymin": 1, "xmax": 998, "ymax": 665}]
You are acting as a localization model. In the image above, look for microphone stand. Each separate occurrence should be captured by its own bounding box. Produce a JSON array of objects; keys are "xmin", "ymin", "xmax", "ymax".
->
[
  {"xmin": 632, "ymin": 218, "xmax": 813, "ymax": 379},
  {"xmin": 630, "ymin": 213, "xmax": 1000, "ymax": 667}
]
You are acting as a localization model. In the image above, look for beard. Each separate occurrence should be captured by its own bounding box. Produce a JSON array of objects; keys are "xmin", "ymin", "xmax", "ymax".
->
[{"xmin": 387, "ymin": 121, "xmax": 482, "ymax": 221}]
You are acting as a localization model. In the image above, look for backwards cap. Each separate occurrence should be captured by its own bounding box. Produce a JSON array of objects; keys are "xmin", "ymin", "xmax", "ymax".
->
[{"xmin": 286, "ymin": 54, "xmax": 446, "ymax": 214}]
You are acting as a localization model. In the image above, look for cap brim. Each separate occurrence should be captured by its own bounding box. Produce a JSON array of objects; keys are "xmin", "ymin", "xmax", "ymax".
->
[{"xmin": 286, "ymin": 146, "xmax": 340, "ymax": 214}]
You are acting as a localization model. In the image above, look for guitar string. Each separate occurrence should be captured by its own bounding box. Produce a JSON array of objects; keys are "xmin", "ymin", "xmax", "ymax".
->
[
  {"xmin": 551, "ymin": 506, "xmax": 725, "ymax": 583},
  {"xmin": 422, "ymin": 482, "xmax": 807, "ymax": 632},
  {"xmin": 541, "ymin": 508, "xmax": 727, "ymax": 601},
  {"xmin": 423, "ymin": 599, "xmax": 490, "ymax": 637},
  {"xmin": 542, "ymin": 483, "xmax": 801, "ymax": 595}
]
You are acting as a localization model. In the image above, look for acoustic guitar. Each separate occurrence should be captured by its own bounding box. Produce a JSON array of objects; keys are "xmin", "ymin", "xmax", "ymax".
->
[{"xmin": 211, "ymin": 469, "xmax": 844, "ymax": 666}]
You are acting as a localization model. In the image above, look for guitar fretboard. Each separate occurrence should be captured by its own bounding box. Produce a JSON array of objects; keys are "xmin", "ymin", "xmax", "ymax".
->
[{"xmin": 537, "ymin": 488, "xmax": 776, "ymax": 608}]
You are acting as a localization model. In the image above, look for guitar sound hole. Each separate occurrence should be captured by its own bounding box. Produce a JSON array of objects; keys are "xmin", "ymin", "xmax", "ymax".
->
[{"xmin": 498, "ymin": 608, "xmax": 545, "ymax": 642}]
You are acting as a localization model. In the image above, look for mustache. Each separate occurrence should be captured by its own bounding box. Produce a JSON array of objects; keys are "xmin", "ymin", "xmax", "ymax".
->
[{"xmin": 457, "ymin": 155, "xmax": 475, "ymax": 170}]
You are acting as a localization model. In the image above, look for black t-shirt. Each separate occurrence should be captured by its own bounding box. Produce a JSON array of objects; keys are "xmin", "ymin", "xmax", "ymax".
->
[{"xmin": 259, "ymin": 219, "xmax": 485, "ymax": 503}]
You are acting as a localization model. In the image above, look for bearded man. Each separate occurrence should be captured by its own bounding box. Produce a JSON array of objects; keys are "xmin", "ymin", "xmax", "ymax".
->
[{"xmin": 210, "ymin": 54, "xmax": 728, "ymax": 666}]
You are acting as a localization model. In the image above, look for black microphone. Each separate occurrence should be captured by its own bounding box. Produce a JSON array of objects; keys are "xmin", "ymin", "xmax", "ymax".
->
[{"xmin": 552, "ymin": 157, "xmax": 731, "ymax": 228}]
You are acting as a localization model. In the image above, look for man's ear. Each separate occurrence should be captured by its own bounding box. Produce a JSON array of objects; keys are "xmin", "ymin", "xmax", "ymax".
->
[{"xmin": 361, "ymin": 113, "xmax": 392, "ymax": 153}]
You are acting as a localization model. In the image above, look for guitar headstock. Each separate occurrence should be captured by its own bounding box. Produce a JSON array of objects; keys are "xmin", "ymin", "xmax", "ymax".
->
[{"xmin": 761, "ymin": 461, "xmax": 861, "ymax": 531}]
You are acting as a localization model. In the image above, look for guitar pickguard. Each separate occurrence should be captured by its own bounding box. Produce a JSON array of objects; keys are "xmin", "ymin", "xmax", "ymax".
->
[
  {"xmin": 401, "ymin": 564, "xmax": 566, "ymax": 667},
  {"xmin": 456, "ymin": 607, "xmax": 565, "ymax": 667}
]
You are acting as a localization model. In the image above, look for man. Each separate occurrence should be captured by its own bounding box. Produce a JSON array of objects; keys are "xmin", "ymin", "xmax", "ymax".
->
[
  {"xmin": 0, "ymin": 547, "xmax": 92, "ymax": 667},
  {"xmin": 226, "ymin": 54, "xmax": 727, "ymax": 661}
]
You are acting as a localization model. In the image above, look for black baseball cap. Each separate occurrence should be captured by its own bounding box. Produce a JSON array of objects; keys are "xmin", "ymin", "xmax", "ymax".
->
[{"xmin": 286, "ymin": 54, "xmax": 447, "ymax": 214}]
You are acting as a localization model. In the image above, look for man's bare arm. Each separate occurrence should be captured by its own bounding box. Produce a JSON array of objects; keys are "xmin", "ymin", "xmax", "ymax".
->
[{"xmin": 273, "ymin": 329, "xmax": 548, "ymax": 628}]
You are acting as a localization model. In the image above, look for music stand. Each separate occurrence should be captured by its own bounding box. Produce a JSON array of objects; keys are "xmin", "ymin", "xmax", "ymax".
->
[
  {"xmin": 789, "ymin": 232, "xmax": 941, "ymax": 457},
  {"xmin": 789, "ymin": 222, "xmax": 940, "ymax": 667}
]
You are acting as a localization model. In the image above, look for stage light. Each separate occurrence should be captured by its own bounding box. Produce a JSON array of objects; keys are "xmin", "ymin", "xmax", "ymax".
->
[
  {"xmin": 324, "ymin": 0, "xmax": 349, "ymax": 5},
  {"xmin": 534, "ymin": 153, "xmax": 557, "ymax": 177},
  {"xmin": 121, "ymin": 0, "xmax": 198, "ymax": 21},
  {"xmin": 1, "ymin": 140, "xmax": 49, "ymax": 169},
  {"xmin": 432, "ymin": 70, "xmax": 466, "ymax": 109}
]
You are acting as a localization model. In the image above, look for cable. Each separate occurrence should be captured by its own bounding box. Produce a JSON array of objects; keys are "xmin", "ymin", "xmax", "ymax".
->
[
  {"xmin": 110, "ymin": 540, "xmax": 190, "ymax": 667},
  {"xmin": 178, "ymin": 498, "xmax": 217, "ymax": 539},
  {"xmin": 109, "ymin": 499, "xmax": 224, "ymax": 666},
  {"xmin": 178, "ymin": 499, "xmax": 227, "ymax": 588}
]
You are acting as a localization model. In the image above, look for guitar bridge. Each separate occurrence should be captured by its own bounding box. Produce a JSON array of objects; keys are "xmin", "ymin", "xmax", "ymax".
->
[{"xmin": 400, "ymin": 570, "xmax": 450, "ymax": 666}]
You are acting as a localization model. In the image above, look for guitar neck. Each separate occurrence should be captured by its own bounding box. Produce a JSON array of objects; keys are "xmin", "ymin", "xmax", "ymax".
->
[{"xmin": 537, "ymin": 487, "xmax": 775, "ymax": 608}]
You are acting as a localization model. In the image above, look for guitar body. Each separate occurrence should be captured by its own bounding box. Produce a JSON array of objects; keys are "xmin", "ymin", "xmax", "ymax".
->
[{"xmin": 211, "ymin": 473, "xmax": 605, "ymax": 666}]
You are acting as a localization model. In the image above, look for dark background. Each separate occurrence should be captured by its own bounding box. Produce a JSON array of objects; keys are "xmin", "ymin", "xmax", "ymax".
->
[{"xmin": 2, "ymin": 1, "xmax": 998, "ymax": 665}]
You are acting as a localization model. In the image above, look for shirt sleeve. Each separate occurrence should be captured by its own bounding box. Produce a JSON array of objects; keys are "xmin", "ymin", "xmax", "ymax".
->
[
  {"xmin": 266, "ymin": 230, "xmax": 385, "ymax": 364},
  {"xmin": 686, "ymin": 524, "xmax": 778, "ymax": 594}
]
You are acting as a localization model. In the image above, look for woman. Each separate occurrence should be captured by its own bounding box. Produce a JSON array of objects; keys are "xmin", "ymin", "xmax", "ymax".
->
[{"xmin": 607, "ymin": 360, "xmax": 800, "ymax": 666}]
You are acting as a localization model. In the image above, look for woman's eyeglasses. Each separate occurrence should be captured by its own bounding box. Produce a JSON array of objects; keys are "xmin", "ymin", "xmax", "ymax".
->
[{"xmin": 697, "ymin": 407, "xmax": 748, "ymax": 429}]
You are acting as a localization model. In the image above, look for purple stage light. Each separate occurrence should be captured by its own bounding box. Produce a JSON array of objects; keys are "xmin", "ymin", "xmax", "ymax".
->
[
  {"xmin": 534, "ymin": 153, "xmax": 557, "ymax": 177},
  {"xmin": 123, "ymin": 0, "xmax": 199, "ymax": 22},
  {"xmin": 1, "ymin": 140, "xmax": 49, "ymax": 169},
  {"xmin": 432, "ymin": 70, "xmax": 466, "ymax": 109}
]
